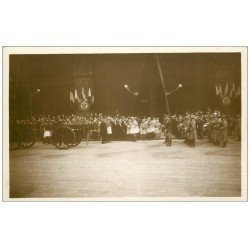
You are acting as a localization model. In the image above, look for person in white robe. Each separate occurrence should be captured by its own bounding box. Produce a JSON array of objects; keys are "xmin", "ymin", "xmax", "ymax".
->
[
  {"xmin": 130, "ymin": 117, "xmax": 139, "ymax": 142},
  {"xmin": 140, "ymin": 119, "xmax": 148, "ymax": 140},
  {"xmin": 154, "ymin": 118, "xmax": 162, "ymax": 140}
]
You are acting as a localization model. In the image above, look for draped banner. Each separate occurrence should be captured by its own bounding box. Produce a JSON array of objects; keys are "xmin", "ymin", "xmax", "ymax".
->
[{"xmin": 70, "ymin": 58, "xmax": 95, "ymax": 112}]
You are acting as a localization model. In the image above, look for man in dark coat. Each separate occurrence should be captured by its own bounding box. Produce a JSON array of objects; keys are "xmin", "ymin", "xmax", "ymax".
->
[
  {"xmin": 99, "ymin": 118, "xmax": 108, "ymax": 144},
  {"xmin": 163, "ymin": 115, "xmax": 172, "ymax": 146},
  {"xmin": 219, "ymin": 115, "xmax": 228, "ymax": 147},
  {"xmin": 116, "ymin": 118, "xmax": 124, "ymax": 140},
  {"xmin": 188, "ymin": 115, "xmax": 198, "ymax": 148}
]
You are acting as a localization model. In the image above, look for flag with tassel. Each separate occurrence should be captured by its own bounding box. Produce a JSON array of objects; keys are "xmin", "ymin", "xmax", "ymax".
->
[
  {"xmin": 219, "ymin": 84, "xmax": 223, "ymax": 97},
  {"xmin": 70, "ymin": 90, "xmax": 75, "ymax": 103},
  {"xmin": 229, "ymin": 83, "xmax": 235, "ymax": 98},
  {"xmin": 224, "ymin": 83, "xmax": 229, "ymax": 96},
  {"xmin": 215, "ymin": 85, "xmax": 219, "ymax": 95}
]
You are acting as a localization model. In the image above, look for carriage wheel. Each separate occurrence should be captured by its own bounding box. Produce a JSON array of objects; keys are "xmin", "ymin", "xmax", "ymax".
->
[
  {"xmin": 9, "ymin": 128, "xmax": 22, "ymax": 150},
  {"xmin": 20, "ymin": 127, "xmax": 37, "ymax": 148},
  {"xmin": 70, "ymin": 129, "xmax": 83, "ymax": 147},
  {"xmin": 52, "ymin": 126, "xmax": 76, "ymax": 150}
]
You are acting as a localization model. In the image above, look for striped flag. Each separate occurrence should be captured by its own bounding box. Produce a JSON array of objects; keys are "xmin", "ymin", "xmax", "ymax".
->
[
  {"xmin": 82, "ymin": 87, "xmax": 87, "ymax": 101},
  {"xmin": 215, "ymin": 85, "xmax": 219, "ymax": 95},
  {"xmin": 91, "ymin": 95, "xmax": 95, "ymax": 104},
  {"xmin": 224, "ymin": 83, "xmax": 229, "ymax": 96},
  {"xmin": 75, "ymin": 89, "xmax": 81, "ymax": 102},
  {"xmin": 87, "ymin": 87, "xmax": 95, "ymax": 104},
  {"xmin": 75, "ymin": 89, "xmax": 78, "ymax": 99},
  {"xmin": 70, "ymin": 90, "xmax": 75, "ymax": 103},
  {"xmin": 229, "ymin": 83, "xmax": 235, "ymax": 98},
  {"xmin": 235, "ymin": 86, "xmax": 241, "ymax": 97},
  {"xmin": 219, "ymin": 84, "xmax": 223, "ymax": 97}
]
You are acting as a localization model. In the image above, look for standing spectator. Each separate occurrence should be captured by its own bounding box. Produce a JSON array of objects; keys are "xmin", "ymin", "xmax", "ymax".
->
[
  {"xmin": 147, "ymin": 118, "xmax": 155, "ymax": 140},
  {"xmin": 219, "ymin": 115, "xmax": 228, "ymax": 147},
  {"xmin": 130, "ymin": 117, "xmax": 139, "ymax": 142},
  {"xmin": 235, "ymin": 114, "xmax": 241, "ymax": 141},
  {"xmin": 99, "ymin": 118, "xmax": 108, "ymax": 144},
  {"xmin": 188, "ymin": 115, "xmax": 198, "ymax": 148},
  {"xmin": 106, "ymin": 117, "xmax": 112, "ymax": 142},
  {"xmin": 154, "ymin": 118, "xmax": 162, "ymax": 140},
  {"xmin": 126, "ymin": 118, "xmax": 131, "ymax": 141},
  {"xmin": 164, "ymin": 115, "xmax": 172, "ymax": 146},
  {"xmin": 140, "ymin": 119, "xmax": 148, "ymax": 140}
]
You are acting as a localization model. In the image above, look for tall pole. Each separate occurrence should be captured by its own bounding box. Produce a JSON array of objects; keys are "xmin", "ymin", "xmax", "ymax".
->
[{"xmin": 155, "ymin": 54, "xmax": 171, "ymax": 115}]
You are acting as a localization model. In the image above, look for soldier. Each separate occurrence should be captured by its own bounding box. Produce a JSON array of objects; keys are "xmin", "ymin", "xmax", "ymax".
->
[
  {"xmin": 219, "ymin": 115, "xmax": 228, "ymax": 147},
  {"xmin": 196, "ymin": 116, "xmax": 204, "ymax": 140},
  {"xmin": 235, "ymin": 114, "xmax": 241, "ymax": 141},
  {"xmin": 99, "ymin": 118, "xmax": 108, "ymax": 144},
  {"xmin": 183, "ymin": 115, "xmax": 191, "ymax": 145},
  {"xmin": 164, "ymin": 115, "xmax": 172, "ymax": 146},
  {"xmin": 116, "ymin": 118, "xmax": 124, "ymax": 140},
  {"xmin": 171, "ymin": 115, "xmax": 178, "ymax": 138},
  {"xmin": 211, "ymin": 115, "xmax": 220, "ymax": 145},
  {"xmin": 188, "ymin": 115, "xmax": 198, "ymax": 148}
]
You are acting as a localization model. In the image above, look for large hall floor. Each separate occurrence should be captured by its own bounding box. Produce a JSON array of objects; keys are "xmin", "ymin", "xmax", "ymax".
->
[{"xmin": 8, "ymin": 138, "xmax": 241, "ymax": 200}]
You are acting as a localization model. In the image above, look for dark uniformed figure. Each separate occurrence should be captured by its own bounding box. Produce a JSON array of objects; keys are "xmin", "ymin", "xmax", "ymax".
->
[
  {"xmin": 196, "ymin": 117, "xmax": 204, "ymax": 140},
  {"xmin": 99, "ymin": 118, "xmax": 108, "ymax": 144},
  {"xmin": 235, "ymin": 115, "xmax": 241, "ymax": 141},
  {"xmin": 116, "ymin": 118, "xmax": 124, "ymax": 140},
  {"xmin": 188, "ymin": 115, "xmax": 198, "ymax": 148},
  {"xmin": 164, "ymin": 115, "xmax": 172, "ymax": 146},
  {"xmin": 219, "ymin": 115, "xmax": 228, "ymax": 147},
  {"xmin": 211, "ymin": 117, "xmax": 220, "ymax": 146}
]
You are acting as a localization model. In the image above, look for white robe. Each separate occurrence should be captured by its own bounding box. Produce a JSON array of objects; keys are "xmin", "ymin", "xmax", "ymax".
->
[{"xmin": 130, "ymin": 121, "xmax": 139, "ymax": 134}]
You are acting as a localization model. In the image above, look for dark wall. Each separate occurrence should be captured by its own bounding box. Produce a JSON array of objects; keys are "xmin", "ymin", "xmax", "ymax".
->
[
  {"xmin": 9, "ymin": 53, "xmax": 241, "ymax": 119},
  {"xmin": 93, "ymin": 54, "xmax": 146, "ymax": 115},
  {"xmin": 157, "ymin": 53, "xmax": 241, "ymax": 114}
]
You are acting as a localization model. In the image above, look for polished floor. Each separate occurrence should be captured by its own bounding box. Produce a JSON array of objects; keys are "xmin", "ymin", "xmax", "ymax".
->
[{"xmin": 9, "ymin": 138, "xmax": 241, "ymax": 199}]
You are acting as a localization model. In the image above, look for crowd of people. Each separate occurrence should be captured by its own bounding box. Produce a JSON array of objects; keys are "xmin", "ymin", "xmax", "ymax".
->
[{"xmin": 14, "ymin": 109, "xmax": 241, "ymax": 148}]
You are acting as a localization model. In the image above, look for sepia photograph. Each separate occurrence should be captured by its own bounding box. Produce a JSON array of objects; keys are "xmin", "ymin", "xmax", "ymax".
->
[{"xmin": 2, "ymin": 47, "xmax": 247, "ymax": 201}]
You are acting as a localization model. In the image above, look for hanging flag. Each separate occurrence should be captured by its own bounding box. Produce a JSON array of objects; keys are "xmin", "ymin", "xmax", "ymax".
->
[
  {"xmin": 229, "ymin": 83, "xmax": 235, "ymax": 98},
  {"xmin": 219, "ymin": 84, "xmax": 223, "ymax": 97},
  {"xmin": 75, "ymin": 89, "xmax": 78, "ymax": 99},
  {"xmin": 235, "ymin": 86, "xmax": 241, "ymax": 97},
  {"xmin": 75, "ymin": 89, "xmax": 81, "ymax": 102},
  {"xmin": 215, "ymin": 85, "xmax": 219, "ymax": 95},
  {"xmin": 91, "ymin": 95, "xmax": 95, "ymax": 104},
  {"xmin": 224, "ymin": 83, "xmax": 229, "ymax": 96},
  {"xmin": 88, "ymin": 88, "xmax": 91, "ymax": 97},
  {"xmin": 82, "ymin": 87, "xmax": 87, "ymax": 101},
  {"xmin": 70, "ymin": 90, "xmax": 75, "ymax": 103}
]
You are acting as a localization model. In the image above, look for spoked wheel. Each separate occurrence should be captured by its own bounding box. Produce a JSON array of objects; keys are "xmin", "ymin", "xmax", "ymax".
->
[
  {"xmin": 9, "ymin": 127, "xmax": 22, "ymax": 150},
  {"xmin": 70, "ymin": 128, "xmax": 83, "ymax": 147},
  {"xmin": 52, "ymin": 126, "xmax": 76, "ymax": 150},
  {"xmin": 20, "ymin": 127, "xmax": 37, "ymax": 148}
]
